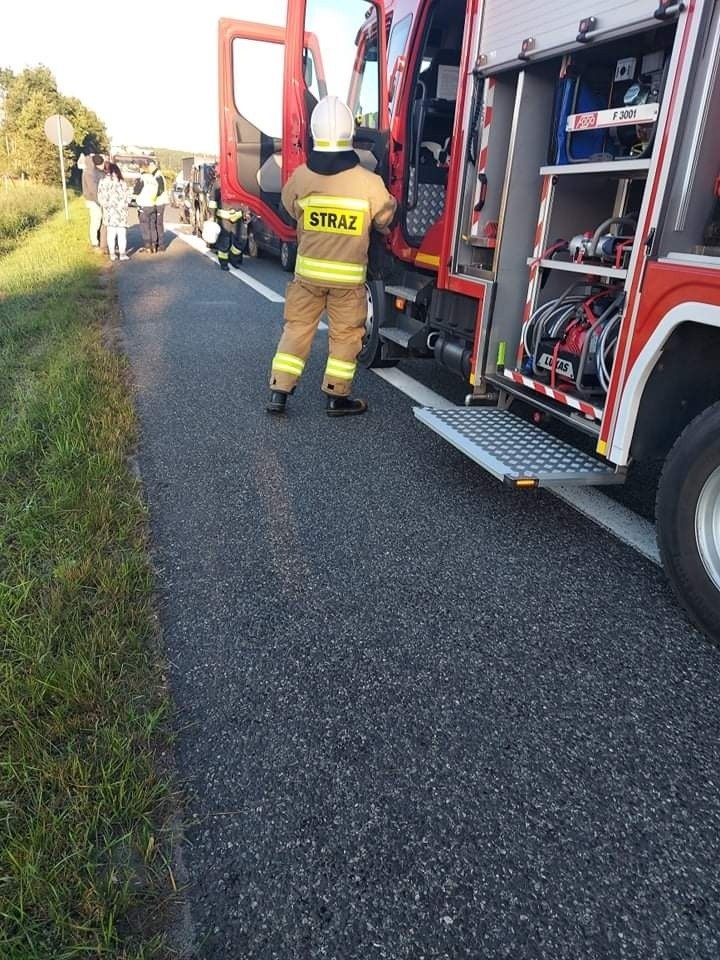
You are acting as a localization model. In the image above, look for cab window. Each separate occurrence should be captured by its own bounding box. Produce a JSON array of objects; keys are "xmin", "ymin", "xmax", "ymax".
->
[{"xmin": 303, "ymin": 0, "xmax": 381, "ymax": 130}]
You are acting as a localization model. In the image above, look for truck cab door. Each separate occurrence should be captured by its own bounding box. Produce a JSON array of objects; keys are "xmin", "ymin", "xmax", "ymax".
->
[
  {"xmin": 217, "ymin": 18, "xmax": 324, "ymax": 242},
  {"xmin": 286, "ymin": 0, "xmax": 390, "ymax": 180}
]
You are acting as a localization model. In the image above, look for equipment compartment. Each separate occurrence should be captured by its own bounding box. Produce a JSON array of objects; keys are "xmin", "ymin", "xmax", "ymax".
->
[{"xmin": 479, "ymin": 22, "xmax": 677, "ymax": 419}]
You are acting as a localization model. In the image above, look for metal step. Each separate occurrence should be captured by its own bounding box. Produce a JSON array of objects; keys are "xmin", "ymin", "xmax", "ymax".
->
[
  {"xmin": 414, "ymin": 406, "xmax": 625, "ymax": 487},
  {"xmin": 379, "ymin": 326, "xmax": 413, "ymax": 347},
  {"xmin": 385, "ymin": 284, "xmax": 423, "ymax": 303}
]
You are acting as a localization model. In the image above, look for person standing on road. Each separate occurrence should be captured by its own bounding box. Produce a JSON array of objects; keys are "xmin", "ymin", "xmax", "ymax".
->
[
  {"xmin": 151, "ymin": 161, "xmax": 169, "ymax": 252},
  {"xmin": 134, "ymin": 159, "xmax": 167, "ymax": 253},
  {"xmin": 207, "ymin": 179, "xmax": 245, "ymax": 271},
  {"xmin": 267, "ymin": 96, "xmax": 396, "ymax": 417},
  {"xmin": 97, "ymin": 162, "xmax": 131, "ymax": 261},
  {"xmin": 82, "ymin": 153, "xmax": 105, "ymax": 249}
]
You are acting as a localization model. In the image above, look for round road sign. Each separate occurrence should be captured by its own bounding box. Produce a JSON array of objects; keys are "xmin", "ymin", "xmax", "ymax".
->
[{"xmin": 44, "ymin": 114, "xmax": 74, "ymax": 147}]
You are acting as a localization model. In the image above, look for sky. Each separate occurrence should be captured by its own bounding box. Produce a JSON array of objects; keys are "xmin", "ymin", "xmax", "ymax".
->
[{"xmin": 0, "ymin": 0, "xmax": 288, "ymax": 154}]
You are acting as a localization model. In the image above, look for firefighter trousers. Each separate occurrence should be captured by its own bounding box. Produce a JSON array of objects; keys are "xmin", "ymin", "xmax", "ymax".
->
[
  {"xmin": 270, "ymin": 279, "xmax": 367, "ymax": 397},
  {"xmin": 216, "ymin": 218, "xmax": 244, "ymax": 266}
]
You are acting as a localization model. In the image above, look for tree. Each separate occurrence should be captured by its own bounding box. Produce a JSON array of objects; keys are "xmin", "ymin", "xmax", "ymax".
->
[{"xmin": 0, "ymin": 65, "xmax": 108, "ymax": 183}]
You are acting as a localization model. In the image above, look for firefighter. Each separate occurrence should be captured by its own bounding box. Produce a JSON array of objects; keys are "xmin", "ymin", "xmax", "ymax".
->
[
  {"xmin": 267, "ymin": 95, "xmax": 396, "ymax": 417},
  {"xmin": 207, "ymin": 180, "xmax": 245, "ymax": 270}
]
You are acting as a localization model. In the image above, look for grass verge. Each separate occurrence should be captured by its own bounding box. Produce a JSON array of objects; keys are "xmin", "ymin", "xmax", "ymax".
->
[
  {"xmin": 0, "ymin": 182, "xmax": 64, "ymax": 257},
  {"xmin": 0, "ymin": 197, "xmax": 173, "ymax": 958}
]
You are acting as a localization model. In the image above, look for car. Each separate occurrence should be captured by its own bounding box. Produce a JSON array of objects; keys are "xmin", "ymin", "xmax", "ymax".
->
[
  {"xmin": 170, "ymin": 182, "xmax": 187, "ymax": 208},
  {"xmin": 245, "ymin": 212, "xmax": 297, "ymax": 272}
]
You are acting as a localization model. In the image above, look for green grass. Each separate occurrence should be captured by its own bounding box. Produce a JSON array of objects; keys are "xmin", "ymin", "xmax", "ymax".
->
[
  {"xmin": 0, "ymin": 182, "xmax": 64, "ymax": 256},
  {"xmin": 0, "ymin": 197, "xmax": 174, "ymax": 957}
]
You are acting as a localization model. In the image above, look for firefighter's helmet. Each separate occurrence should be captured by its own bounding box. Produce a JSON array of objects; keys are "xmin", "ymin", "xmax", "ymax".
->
[{"xmin": 310, "ymin": 96, "xmax": 354, "ymax": 153}]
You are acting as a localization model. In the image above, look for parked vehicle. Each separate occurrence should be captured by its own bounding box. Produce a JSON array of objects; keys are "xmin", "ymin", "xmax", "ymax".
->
[
  {"xmin": 245, "ymin": 212, "xmax": 297, "ymax": 271},
  {"xmin": 170, "ymin": 180, "xmax": 187, "ymax": 208},
  {"xmin": 179, "ymin": 162, "xmax": 216, "ymax": 235},
  {"xmin": 218, "ymin": 0, "xmax": 720, "ymax": 643}
]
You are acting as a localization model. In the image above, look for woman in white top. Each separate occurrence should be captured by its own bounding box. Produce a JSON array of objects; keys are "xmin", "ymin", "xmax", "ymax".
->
[{"xmin": 97, "ymin": 162, "xmax": 131, "ymax": 260}]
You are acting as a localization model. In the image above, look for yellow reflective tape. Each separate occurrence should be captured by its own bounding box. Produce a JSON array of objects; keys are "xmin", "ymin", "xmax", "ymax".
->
[
  {"xmin": 297, "ymin": 268, "xmax": 367, "ymax": 285},
  {"xmin": 299, "ymin": 196, "xmax": 370, "ymax": 212},
  {"xmin": 272, "ymin": 352, "xmax": 305, "ymax": 374},
  {"xmin": 415, "ymin": 252, "xmax": 441, "ymax": 267},
  {"xmin": 325, "ymin": 359, "xmax": 357, "ymax": 375},
  {"xmin": 596, "ymin": 439, "xmax": 607, "ymax": 455},
  {"xmin": 273, "ymin": 362, "xmax": 303, "ymax": 377},
  {"xmin": 325, "ymin": 361, "xmax": 356, "ymax": 380},
  {"xmin": 303, "ymin": 207, "xmax": 365, "ymax": 236},
  {"xmin": 296, "ymin": 255, "xmax": 366, "ymax": 282},
  {"xmin": 314, "ymin": 138, "xmax": 352, "ymax": 148},
  {"xmin": 328, "ymin": 357, "xmax": 357, "ymax": 367},
  {"xmin": 296, "ymin": 255, "xmax": 365, "ymax": 276}
]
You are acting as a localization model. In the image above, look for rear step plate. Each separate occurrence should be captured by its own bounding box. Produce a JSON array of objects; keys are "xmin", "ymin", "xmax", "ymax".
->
[{"xmin": 414, "ymin": 407, "xmax": 624, "ymax": 486}]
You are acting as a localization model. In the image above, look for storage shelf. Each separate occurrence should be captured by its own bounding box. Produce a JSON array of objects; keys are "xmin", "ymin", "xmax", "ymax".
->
[
  {"xmin": 528, "ymin": 257, "xmax": 628, "ymax": 280},
  {"xmin": 540, "ymin": 159, "xmax": 651, "ymax": 176}
]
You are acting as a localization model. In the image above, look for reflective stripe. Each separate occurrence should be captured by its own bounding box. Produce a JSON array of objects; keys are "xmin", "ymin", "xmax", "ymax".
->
[
  {"xmin": 218, "ymin": 250, "xmax": 229, "ymax": 260},
  {"xmin": 299, "ymin": 196, "xmax": 370, "ymax": 213},
  {"xmin": 296, "ymin": 254, "xmax": 366, "ymax": 285},
  {"xmin": 218, "ymin": 208, "xmax": 243, "ymax": 222},
  {"xmin": 207, "ymin": 199, "xmax": 218, "ymax": 209},
  {"xmin": 314, "ymin": 138, "xmax": 352, "ymax": 148},
  {"xmin": 325, "ymin": 357, "xmax": 357, "ymax": 380},
  {"xmin": 272, "ymin": 352, "xmax": 305, "ymax": 376}
]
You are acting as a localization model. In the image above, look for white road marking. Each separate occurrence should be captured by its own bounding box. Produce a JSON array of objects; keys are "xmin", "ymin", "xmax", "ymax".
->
[
  {"xmin": 171, "ymin": 222, "xmax": 660, "ymax": 563},
  {"xmin": 549, "ymin": 485, "xmax": 660, "ymax": 564},
  {"xmin": 168, "ymin": 225, "xmax": 285, "ymax": 303},
  {"xmin": 373, "ymin": 368, "xmax": 456, "ymax": 409}
]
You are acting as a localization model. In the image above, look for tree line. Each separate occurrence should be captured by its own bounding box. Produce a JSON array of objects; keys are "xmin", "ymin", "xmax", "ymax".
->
[{"xmin": 0, "ymin": 65, "xmax": 108, "ymax": 185}]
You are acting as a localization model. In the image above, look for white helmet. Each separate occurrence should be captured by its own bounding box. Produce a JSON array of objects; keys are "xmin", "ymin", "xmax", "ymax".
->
[
  {"xmin": 310, "ymin": 96, "xmax": 354, "ymax": 153},
  {"xmin": 202, "ymin": 219, "xmax": 221, "ymax": 245}
]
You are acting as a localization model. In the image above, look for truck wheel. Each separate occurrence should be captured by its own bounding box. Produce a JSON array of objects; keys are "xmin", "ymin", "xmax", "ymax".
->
[
  {"xmin": 357, "ymin": 280, "xmax": 399, "ymax": 369},
  {"xmin": 657, "ymin": 401, "xmax": 720, "ymax": 644},
  {"xmin": 280, "ymin": 241, "xmax": 296, "ymax": 272},
  {"xmin": 246, "ymin": 229, "xmax": 259, "ymax": 258}
]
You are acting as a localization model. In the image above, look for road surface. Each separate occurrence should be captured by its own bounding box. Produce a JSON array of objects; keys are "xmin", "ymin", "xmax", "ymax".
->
[{"xmin": 115, "ymin": 212, "xmax": 720, "ymax": 959}]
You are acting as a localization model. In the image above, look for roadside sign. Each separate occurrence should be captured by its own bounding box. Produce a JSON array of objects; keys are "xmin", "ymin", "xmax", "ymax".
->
[
  {"xmin": 43, "ymin": 114, "xmax": 74, "ymax": 220},
  {"xmin": 44, "ymin": 114, "xmax": 74, "ymax": 146}
]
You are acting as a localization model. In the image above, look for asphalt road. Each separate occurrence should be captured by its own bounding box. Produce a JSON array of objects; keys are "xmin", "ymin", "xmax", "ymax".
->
[{"xmin": 116, "ymin": 212, "xmax": 720, "ymax": 959}]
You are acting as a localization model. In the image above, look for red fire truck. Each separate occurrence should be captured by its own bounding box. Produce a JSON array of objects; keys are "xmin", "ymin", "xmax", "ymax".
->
[{"xmin": 218, "ymin": 0, "xmax": 720, "ymax": 642}]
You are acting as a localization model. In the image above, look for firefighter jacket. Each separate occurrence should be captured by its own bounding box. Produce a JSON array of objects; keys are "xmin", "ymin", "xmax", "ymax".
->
[
  {"xmin": 207, "ymin": 186, "xmax": 243, "ymax": 223},
  {"xmin": 281, "ymin": 161, "xmax": 396, "ymax": 288}
]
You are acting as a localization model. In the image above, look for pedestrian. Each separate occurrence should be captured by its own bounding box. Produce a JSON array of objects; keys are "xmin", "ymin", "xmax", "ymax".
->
[
  {"xmin": 152, "ymin": 160, "xmax": 169, "ymax": 252},
  {"xmin": 133, "ymin": 159, "xmax": 167, "ymax": 253},
  {"xmin": 97, "ymin": 162, "xmax": 131, "ymax": 261},
  {"xmin": 81, "ymin": 153, "xmax": 105, "ymax": 249},
  {"xmin": 267, "ymin": 96, "xmax": 396, "ymax": 417},
  {"xmin": 207, "ymin": 177, "xmax": 245, "ymax": 270}
]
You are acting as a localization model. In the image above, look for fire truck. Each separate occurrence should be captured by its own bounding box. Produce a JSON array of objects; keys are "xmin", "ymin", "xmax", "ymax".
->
[{"xmin": 218, "ymin": 0, "xmax": 720, "ymax": 642}]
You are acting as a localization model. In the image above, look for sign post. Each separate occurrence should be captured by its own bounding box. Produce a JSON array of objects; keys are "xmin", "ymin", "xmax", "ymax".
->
[{"xmin": 43, "ymin": 114, "xmax": 74, "ymax": 221}]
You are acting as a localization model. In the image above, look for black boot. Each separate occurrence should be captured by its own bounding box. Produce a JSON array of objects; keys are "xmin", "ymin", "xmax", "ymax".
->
[
  {"xmin": 326, "ymin": 395, "xmax": 368, "ymax": 417},
  {"xmin": 220, "ymin": 261, "xmax": 229, "ymax": 271},
  {"xmin": 267, "ymin": 390, "xmax": 289, "ymax": 414}
]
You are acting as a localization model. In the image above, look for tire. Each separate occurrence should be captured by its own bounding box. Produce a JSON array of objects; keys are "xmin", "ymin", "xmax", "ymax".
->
[
  {"xmin": 357, "ymin": 280, "xmax": 399, "ymax": 369},
  {"xmin": 280, "ymin": 241, "xmax": 296, "ymax": 272},
  {"xmin": 656, "ymin": 400, "xmax": 720, "ymax": 644},
  {"xmin": 246, "ymin": 229, "xmax": 259, "ymax": 258}
]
